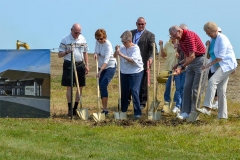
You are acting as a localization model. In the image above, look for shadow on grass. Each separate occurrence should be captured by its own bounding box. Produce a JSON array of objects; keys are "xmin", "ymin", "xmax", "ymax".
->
[{"xmin": 0, "ymin": 100, "xmax": 50, "ymax": 118}]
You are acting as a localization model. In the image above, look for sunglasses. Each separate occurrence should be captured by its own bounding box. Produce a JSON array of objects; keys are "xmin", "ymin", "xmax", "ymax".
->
[
  {"xmin": 137, "ymin": 23, "xmax": 145, "ymax": 26},
  {"xmin": 74, "ymin": 32, "xmax": 81, "ymax": 35},
  {"xmin": 122, "ymin": 41, "xmax": 127, "ymax": 44},
  {"xmin": 96, "ymin": 38, "xmax": 103, "ymax": 41}
]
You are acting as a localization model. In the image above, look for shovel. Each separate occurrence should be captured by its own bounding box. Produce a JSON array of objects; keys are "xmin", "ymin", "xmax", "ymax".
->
[
  {"xmin": 188, "ymin": 44, "xmax": 209, "ymax": 122},
  {"xmin": 146, "ymin": 60, "xmax": 150, "ymax": 116},
  {"xmin": 114, "ymin": 55, "xmax": 127, "ymax": 120},
  {"xmin": 72, "ymin": 53, "xmax": 89, "ymax": 120},
  {"xmin": 93, "ymin": 59, "xmax": 105, "ymax": 122},
  {"xmin": 163, "ymin": 42, "xmax": 178, "ymax": 113},
  {"xmin": 148, "ymin": 43, "xmax": 161, "ymax": 120}
]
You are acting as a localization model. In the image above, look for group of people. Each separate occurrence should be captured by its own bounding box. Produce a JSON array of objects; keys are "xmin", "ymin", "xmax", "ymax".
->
[{"xmin": 58, "ymin": 17, "xmax": 237, "ymax": 120}]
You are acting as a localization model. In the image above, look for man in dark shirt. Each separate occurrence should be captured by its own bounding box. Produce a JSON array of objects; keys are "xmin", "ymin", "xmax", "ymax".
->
[{"xmin": 131, "ymin": 17, "xmax": 157, "ymax": 109}]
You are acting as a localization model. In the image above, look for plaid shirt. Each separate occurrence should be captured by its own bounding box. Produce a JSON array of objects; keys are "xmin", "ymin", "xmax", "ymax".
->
[{"xmin": 179, "ymin": 30, "xmax": 205, "ymax": 57}]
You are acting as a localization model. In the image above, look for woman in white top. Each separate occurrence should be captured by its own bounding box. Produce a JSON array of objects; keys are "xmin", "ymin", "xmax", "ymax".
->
[
  {"xmin": 94, "ymin": 29, "xmax": 116, "ymax": 115},
  {"xmin": 114, "ymin": 30, "xmax": 144, "ymax": 119},
  {"xmin": 198, "ymin": 22, "xmax": 237, "ymax": 119}
]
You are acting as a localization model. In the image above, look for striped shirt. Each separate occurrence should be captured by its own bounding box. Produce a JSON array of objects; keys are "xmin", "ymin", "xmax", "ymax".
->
[{"xmin": 179, "ymin": 30, "xmax": 205, "ymax": 57}]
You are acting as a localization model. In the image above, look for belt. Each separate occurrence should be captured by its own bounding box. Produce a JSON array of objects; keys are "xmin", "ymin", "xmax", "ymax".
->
[
  {"xmin": 75, "ymin": 61, "xmax": 83, "ymax": 66},
  {"xmin": 64, "ymin": 60, "xmax": 83, "ymax": 65},
  {"xmin": 195, "ymin": 54, "xmax": 204, "ymax": 57}
]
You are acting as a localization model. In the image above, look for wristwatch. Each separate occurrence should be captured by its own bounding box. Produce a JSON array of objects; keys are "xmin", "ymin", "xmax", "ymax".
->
[{"xmin": 178, "ymin": 64, "xmax": 185, "ymax": 70}]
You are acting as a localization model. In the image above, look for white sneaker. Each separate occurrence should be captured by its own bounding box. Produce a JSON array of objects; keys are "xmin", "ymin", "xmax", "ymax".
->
[
  {"xmin": 177, "ymin": 112, "xmax": 189, "ymax": 120},
  {"xmin": 212, "ymin": 101, "xmax": 218, "ymax": 110},
  {"xmin": 172, "ymin": 106, "xmax": 180, "ymax": 113},
  {"xmin": 197, "ymin": 107, "xmax": 211, "ymax": 115}
]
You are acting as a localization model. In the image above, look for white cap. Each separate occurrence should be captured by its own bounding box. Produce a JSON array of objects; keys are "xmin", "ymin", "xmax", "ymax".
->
[{"xmin": 218, "ymin": 27, "xmax": 222, "ymax": 32}]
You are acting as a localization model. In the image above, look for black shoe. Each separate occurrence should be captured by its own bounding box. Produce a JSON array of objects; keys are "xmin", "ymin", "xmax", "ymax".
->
[
  {"xmin": 73, "ymin": 109, "xmax": 77, "ymax": 116},
  {"xmin": 101, "ymin": 110, "xmax": 109, "ymax": 115}
]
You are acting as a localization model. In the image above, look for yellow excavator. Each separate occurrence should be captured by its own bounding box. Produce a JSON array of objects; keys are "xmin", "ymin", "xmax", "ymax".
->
[{"xmin": 16, "ymin": 40, "xmax": 30, "ymax": 50}]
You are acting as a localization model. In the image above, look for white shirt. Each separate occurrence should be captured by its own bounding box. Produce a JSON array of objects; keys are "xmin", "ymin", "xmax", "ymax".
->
[
  {"xmin": 95, "ymin": 39, "xmax": 116, "ymax": 69},
  {"xmin": 58, "ymin": 34, "xmax": 89, "ymax": 62},
  {"xmin": 119, "ymin": 44, "xmax": 143, "ymax": 74},
  {"xmin": 211, "ymin": 33, "xmax": 237, "ymax": 72}
]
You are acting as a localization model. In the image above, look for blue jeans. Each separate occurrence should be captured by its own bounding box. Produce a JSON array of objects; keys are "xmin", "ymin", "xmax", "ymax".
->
[
  {"xmin": 164, "ymin": 71, "xmax": 186, "ymax": 108},
  {"xmin": 99, "ymin": 67, "xmax": 116, "ymax": 98},
  {"xmin": 120, "ymin": 71, "xmax": 143, "ymax": 116}
]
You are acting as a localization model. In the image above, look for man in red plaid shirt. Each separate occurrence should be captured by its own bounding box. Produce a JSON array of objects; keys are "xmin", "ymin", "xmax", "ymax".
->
[{"xmin": 169, "ymin": 25, "xmax": 206, "ymax": 120}]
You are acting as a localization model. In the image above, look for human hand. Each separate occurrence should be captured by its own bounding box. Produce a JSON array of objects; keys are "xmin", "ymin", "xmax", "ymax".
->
[
  {"xmin": 115, "ymin": 45, "xmax": 120, "ymax": 52},
  {"xmin": 201, "ymin": 64, "xmax": 210, "ymax": 70},
  {"xmin": 96, "ymin": 70, "xmax": 101, "ymax": 78},
  {"xmin": 94, "ymin": 53, "xmax": 98, "ymax": 60},
  {"xmin": 159, "ymin": 40, "xmax": 163, "ymax": 46},
  {"xmin": 205, "ymin": 40, "xmax": 210, "ymax": 46},
  {"xmin": 148, "ymin": 58, "xmax": 153, "ymax": 69},
  {"xmin": 231, "ymin": 69, "xmax": 236, "ymax": 74},
  {"xmin": 172, "ymin": 64, "xmax": 179, "ymax": 70},
  {"xmin": 85, "ymin": 66, "xmax": 89, "ymax": 74},
  {"xmin": 176, "ymin": 52, "xmax": 179, "ymax": 58},
  {"xmin": 175, "ymin": 66, "xmax": 182, "ymax": 75}
]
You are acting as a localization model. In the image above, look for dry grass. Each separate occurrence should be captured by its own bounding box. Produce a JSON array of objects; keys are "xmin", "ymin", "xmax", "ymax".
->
[{"xmin": 50, "ymin": 52, "xmax": 240, "ymax": 122}]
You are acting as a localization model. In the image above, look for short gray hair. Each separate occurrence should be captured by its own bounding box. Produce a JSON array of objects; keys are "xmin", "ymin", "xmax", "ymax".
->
[
  {"xmin": 120, "ymin": 30, "xmax": 132, "ymax": 41},
  {"xmin": 169, "ymin": 25, "xmax": 181, "ymax": 33},
  {"xmin": 179, "ymin": 23, "xmax": 188, "ymax": 30}
]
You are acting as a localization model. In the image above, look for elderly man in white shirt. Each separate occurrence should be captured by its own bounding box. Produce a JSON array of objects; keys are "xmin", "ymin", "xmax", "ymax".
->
[
  {"xmin": 58, "ymin": 23, "xmax": 89, "ymax": 116},
  {"xmin": 198, "ymin": 22, "xmax": 237, "ymax": 119}
]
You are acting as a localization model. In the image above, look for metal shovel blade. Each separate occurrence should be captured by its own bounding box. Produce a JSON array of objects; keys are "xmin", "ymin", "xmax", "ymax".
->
[
  {"xmin": 163, "ymin": 102, "xmax": 171, "ymax": 113},
  {"xmin": 149, "ymin": 99, "xmax": 160, "ymax": 112},
  {"xmin": 187, "ymin": 111, "xmax": 199, "ymax": 122},
  {"xmin": 114, "ymin": 111, "xmax": 127, "ymax": 120},
  {"xmin": 148, "ymin": 111, "xmax": 161, "ymax": 120},
  {"xmin": 93, "ymin": 112, "xmax": 105, "ymax": 122},
  {"xmin": 76, "ymin": 108, "xmax": 89, "ymax": 120}
]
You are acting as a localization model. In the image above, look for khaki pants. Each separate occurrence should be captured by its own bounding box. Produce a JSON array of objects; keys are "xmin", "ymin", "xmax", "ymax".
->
[{"xmin": 203, "ymin": 67, "xmax": 233, "ymax": 119}]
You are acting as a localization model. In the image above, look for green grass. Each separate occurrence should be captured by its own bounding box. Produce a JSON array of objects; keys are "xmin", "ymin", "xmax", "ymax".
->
[
  {"xmin": 0, "ymin": 54, "xmax": 239, "ymax": 159},
  {"xmin": 0, "ymin": 118, "xmax": 240, "ymax": 160}
]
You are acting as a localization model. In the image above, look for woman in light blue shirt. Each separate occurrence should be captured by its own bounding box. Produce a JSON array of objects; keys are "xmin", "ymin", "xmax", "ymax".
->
[{"xmin": 198, "ymin": 22, "xmax": 237, "ymax": 119}]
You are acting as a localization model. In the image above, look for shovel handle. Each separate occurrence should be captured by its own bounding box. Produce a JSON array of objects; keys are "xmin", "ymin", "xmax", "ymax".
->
[
  {"xmin": 117, "ymin": 55, "xmax": 121, "ymax": 112},
  {"xmin": 153, "ymin": 43, "xmax": 156, "ymax": 111},
  {"xmin": 195, "ymin": 44, "xmax": 209, "ymax": 110},
  {"xmin": 72, "ymin": 53, "xmax": 82, "ymax": 109},
  {"xmin": 146, "ymin": 61, "xmax": 150, "ymax": 115},
  {"xmin": 96, "ymin": 59, "xmax": 101, "ymax": 112}
]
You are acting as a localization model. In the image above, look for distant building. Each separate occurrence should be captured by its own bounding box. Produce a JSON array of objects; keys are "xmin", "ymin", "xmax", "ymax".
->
[{"xmin": 0, "ymin": 70, "xmax": 50, "ymax": 97}]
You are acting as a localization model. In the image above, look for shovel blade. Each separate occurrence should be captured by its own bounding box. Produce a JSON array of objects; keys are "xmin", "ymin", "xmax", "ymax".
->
[
  {"xmin": 149, "ymin": 100, "xmax": 160, "ymax": 112},
  {"xmin": 76, "ymin": 108, "xmax": 89, "ymax": 120},
  {"xmin": 163, "ymin": 101, "xmax": 176, "ymax": 113},
  {"xmin": 114, "ymin": 112, "xmax": 127, "ymax": 120},
  {"xmin": 93, "ymin": 112, "xmax": 105, "ymax": 122},
  {"xmin": 187, "ymin": 112, "xmax": 199, "ymax": 122},
  {"xmin": 163, "ymin": 103, "xmax": 171, "ymax": 113},
  {"xmin": 148, "ymin": 111, "xmax": 161, "ymax": 120}
]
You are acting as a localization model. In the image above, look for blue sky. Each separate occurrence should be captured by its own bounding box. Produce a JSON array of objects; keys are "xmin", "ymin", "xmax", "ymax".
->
[
  {"xmin": 0, "ymin": 50, "xmax": 50, "ymax": 73},
  {"xmin": 0, "ymin": 0, "xmax": 239, "ymax": 59}
]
